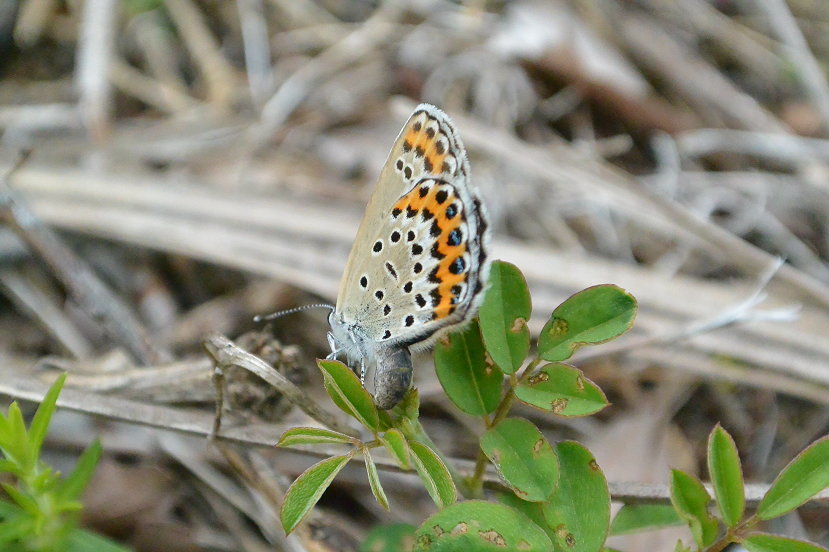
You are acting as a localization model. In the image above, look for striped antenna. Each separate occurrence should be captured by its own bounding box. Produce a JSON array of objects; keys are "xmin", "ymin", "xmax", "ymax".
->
[{"xmin": 253, "ymin": 304, "xmax": 335, "ymax": 323}]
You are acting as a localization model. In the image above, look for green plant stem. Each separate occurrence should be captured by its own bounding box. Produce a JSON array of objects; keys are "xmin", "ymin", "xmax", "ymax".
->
[
  {"xmin": 465, "ymin": 359, "xmax": 544, "ymax": 495},
  {"xmin": 703, "ymin": 515, "xmax": 759, "ymax": 552}
]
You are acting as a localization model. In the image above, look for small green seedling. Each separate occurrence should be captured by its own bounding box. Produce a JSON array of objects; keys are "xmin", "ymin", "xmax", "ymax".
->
[{"xmin": 0, "ymin": 373, "xmax": 129, "ymax": 552}]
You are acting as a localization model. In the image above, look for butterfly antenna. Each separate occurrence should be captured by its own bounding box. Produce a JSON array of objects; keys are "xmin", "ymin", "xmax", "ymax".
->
[{"xmin": 253, "ymin": 303, "xmax": 335, "ymax": 323}]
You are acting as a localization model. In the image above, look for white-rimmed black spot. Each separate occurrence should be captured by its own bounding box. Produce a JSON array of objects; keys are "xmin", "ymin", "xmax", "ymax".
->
[
  {"xmin": 447, "ymin": 229, "xmax": 462, "ymax": 246},
  {"xmin": 405, "ymin": 315, "xmax": 414, "ymax": 326},
  {"xmin": 375, "ymin": 290, "xmax": 384, "ymax": 300},
  {"xmin": 396, "ymin": 159, "xmax": 404, "ymax": 170},
  {"xmin": 385, "ymin": 262, "xmax": 397, "ymax": 279},
  {"xmin": 403, "ymin": 281, "xmax": 413, "ymax": 293},
  {"xmin": 373, "ymin": 240, "xmax": 382, "ymax": 253},
  {"xmin": 411, "ymin": 244, "xmax": 423, "ymax": 256},
  {"xmin": 413, "ymin": 262, "xmax": 423, "ymax": 273},
  {"xmin": 390, "ymin": 231, "xmax": 401, "ymax": 243},
  {"xmin": 449, "ymin": 257, "xmax": 466, "ymax": 274},
  {"xmin": 415, "ymin": 294, "xmax": 426, "ymax": 308},
  {"xmin": 404, "ymin": 166, "xmax": 412, "ymax": 180},
  {"xmin": 383, "ymin": 304, "xmax": 391, "ymax": 316},
  {"xmin": 382, "ymin": 330, "xmax": 391, "ymax": 340},
  {"xmin": 445, "ymin": 203, "xmax": 458, "ymax": 219},
  {"xmin": 407, "ymin": 230, "xmax": 416, "ymax": 242},
  {"xmin": 360, "ymin": 276, "xmax": 368, "ymax": 288}
]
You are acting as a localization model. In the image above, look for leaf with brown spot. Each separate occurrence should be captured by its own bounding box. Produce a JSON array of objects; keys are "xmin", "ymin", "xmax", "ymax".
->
[
  {"xmin": 414, "ymin": 500, "xmax": 552, "ymax": 551},
  {"xmin": 480, "ymin": 418, "xmax": 559, "ymax": 502},
  {"xmin": 516, "ymin": 363, "xmax": 608, "ymax": 417}
]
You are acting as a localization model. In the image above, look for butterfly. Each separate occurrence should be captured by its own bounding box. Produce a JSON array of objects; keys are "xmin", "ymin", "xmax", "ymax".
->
[{"xmin": 327, "ymin": 104, "xmax": 491, "ymax": 409}]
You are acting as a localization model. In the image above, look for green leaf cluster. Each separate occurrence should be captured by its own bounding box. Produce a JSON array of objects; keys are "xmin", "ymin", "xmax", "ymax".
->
[
  {"xmin": 0, "ymin": 373, "xmax": 129, "ymax": 552},
  {"xmin": 274, "ymin": 260, "xmax": 829, "ymax": 552}
]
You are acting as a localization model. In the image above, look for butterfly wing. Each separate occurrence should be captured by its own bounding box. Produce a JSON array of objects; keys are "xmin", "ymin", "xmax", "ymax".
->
[{"xmin": 335, "ymin": 104, "xmax": 490, "ymax": 348}]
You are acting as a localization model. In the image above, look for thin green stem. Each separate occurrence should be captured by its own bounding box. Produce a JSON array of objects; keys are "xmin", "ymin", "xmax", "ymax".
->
[
  {"xmin": 703, "ymin": 515, "xmax": 759, "ymax": 552},
  {"xmin": 464, "ymin": 358, "xmax": 545, "ymax": 494}
]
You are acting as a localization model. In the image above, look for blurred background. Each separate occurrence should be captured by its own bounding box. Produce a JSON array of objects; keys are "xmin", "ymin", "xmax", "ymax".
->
[{"xmin": 1, "ymin": 0, "xmax": 829, "ymax": 550}]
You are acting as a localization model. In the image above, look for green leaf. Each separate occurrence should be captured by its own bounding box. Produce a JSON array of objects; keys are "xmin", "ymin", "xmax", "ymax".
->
[
  {"xmin": 277, "ymin": 427, "xmax": 357, "ymax": 448},
  {"xmin": 743, "ymin": 533, "xmax": 829, "ymax": 552},
  {"xmin": 415, "ymin": 500, "xmax": 552, "ymax": 551},
  {"xmin": 478, "ymin": 260, "xmax": 532, "ymax": 374},
  {"xmin": 670, "ymin": 469, "xmax": 719, "ymax": 548},
  {"xmin": 758, "ymin": 434, "xmax": 829, "ymax": 520},
  {"xmin": 434, "ymin": 320, "xmax": 503, "ymax": 416},
  {"xmin": 280, "ymin": 452, "xmax": 353, "ymax": 534},
  {"xmin": 318, "ymin": 360, "xmax": 381, "ymax": 432},
  {"xmin": 707, "ymin": 424, "xmax": 745, "ymax": 527},
  {"xmin": 30, "ymin": 373, "xmax": 67, "ymax": 465},
  {"xmin": 363, "ymin": 447, "xmax": 389, "ymax": 510},
  {"xmin": 67, "ymin": 528, "xmax": 133, "ymax": 552},
  {"xmin": 0, "ymin": 511, "xmax": 33, "ymax": 544},
  {"xmin": 361, "ymin": 523, "xmax": 416, "ymax": 552},
  {"xmin": 497, "ymin": 492, "xmax": 553, "ymax": 542},
  {"xmin": 381, "ymin": 429, "xmax": 411, "ymax": 470},
  {"xmin": 542, "ymin": 441, "xmax": 610, "ymax": 552},
  {"xmin": 609, "ymin": 504, "xmax": 683, "ymax": 536},
  {"xmin": 1, "ymin": 483, "xmax": 37, "ymax": 516},
  {"xmin": 479, "ymin": 418, "xmax": 559, "ymax": 502},
  {"xmin": 408, "ymin": 441, "xmax": 456, "ymax": 509},
  {"xmin": 538, "ymin": 285, "xmax": 636, "ymax": 362},
  {"xmin": 515, "ymin": 363, "xmax": 609, "ymax": 417},
  {"xmin": 56, "ymin": 439, "xmax": 102, "ymax": 501},
  {"xmin": 2, "ymin": 403, "xmax": 29, "ymax": 469}
]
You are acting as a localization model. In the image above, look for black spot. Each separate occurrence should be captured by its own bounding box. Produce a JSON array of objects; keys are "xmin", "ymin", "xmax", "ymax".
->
[
  {"xmin": 407, "ymin": 230, "xmax": 416, "ymax": 242},
  {"xmin": 435, "ymin": 190, "xmax": 448, "ymax": 204},
  {"xmin": 442, "ymin": 161, "xmax": 452, "ymax": 173},
  {"xmin": 396, "ymin": 159, "xmax": 403, "ymax": 170},
  {"xmin": 403, "ymin": 281, "xmax": 413, "ymax": 293},
  {"xmin": 451, "ymin": 296, "xmax": 458, "ymax": 305},
  {"xmin": 447, "ymin": 229, "xmax": 462, "ymax": 246},
  {"xmin": 404, "ymin": 166, "xmax": 413, "ymax": 180},
  {"xmin": 415, "ymin": 145, "xmax": 425, "ymax": 157},
  {"xmin": 447, "ymin": 306, "xmax": 456, "ymax": 316},
  {"xmin": 392, "ymin": 207, "xmax": 402, "ymax": 218},
  {"xmin": 375, "ymin": 290, "xmax": 384, "ymax": 300},
  {"xmin": 431, "ymin": 312, "xmax": 439, "ymax": 321},
  {"xmin": 424, "ymin": 157, "xmax": 433, "ymax": 172},
  {"xmin": 386, "ymin": 262, "xmax": 397, "ymax": 279},
  {"xmin": 474, "ymin": 280, "xmax": 484, "ymax": 294},
  {"xmin": 436, "ymin": 141, "xmax": 445, "ymax": 154},
  {"xmin": 426, "ymin": 127, "xmax": 435, "ymax": 138},
  {"xmin": 422, "ymin": 208, "xmax": 434, "ymax": 221},
  {"xmin": 384, "ymin": 304, "xmax": 391, "ymax": 316},
  {"xmin": 449, "ymin": 257, "xmax": 466, "ymax": 274},
  {"xmin": 406, "ymin": 206, "xmax": 417, "ymax": 218},
  {"xmin": 430, "ymin": 219, "xmax": 442, "ymax": 237},
  {"xmin": 360, "ymin": 276, "xmax": 368, "ymax": 288},
  {"xmin": 415, "ymin": 294, "xmax": 427, "ymax": 308},
  {"xmin": 445, "ymin": 203, "xmax": 458, "ymax": 219},
  {"xmin": 428, "ymin": 267, "xmax": 440, "ymax": 284},
  {"xmin": 403, "ymin": 140, "xmax": 412, "ymax": 152},
  {"xmin": 413, "ymin": 121, "xmax": 422, "ymax": 132},
  {"xmin": 405, "ymin": 315, "xmax": 415, "ymax": 327},
  {"xmin": 430, "ymin": 288, "xmax": 441, "ymax": 306},
  {"xmin": 373, "ymin": 240, "xmax": 382, "ymax": 253},
  {"xmin": 451, "ymin": 285, "xmax": 462, "ymax": 296},
  {"xmin": 383, "ymin": 330, "xmax": 391, "ymax": 339},
  {"xmin": 431, "ymin": 242, "xmax": 445, "ymax": 260},
  {"xmin": 391, "ymin": 231, "xmax": 401, "ymax": 243},
  {"xmin": 411, "ymin": 243, "xmax": 423, "ymax": 255},
  {"xmin": 419, "ymin": 186, "xmax": 429, "ymax": 198},
  {"xmin": 414, "ymin": 262, "xmax": 423, "ymax": 274}
]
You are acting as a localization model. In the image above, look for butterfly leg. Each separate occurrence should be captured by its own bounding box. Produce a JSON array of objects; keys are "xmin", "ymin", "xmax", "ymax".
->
[{"xmin": 326, "ymin": 332, "xmax": 339, "ymax": 360}]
